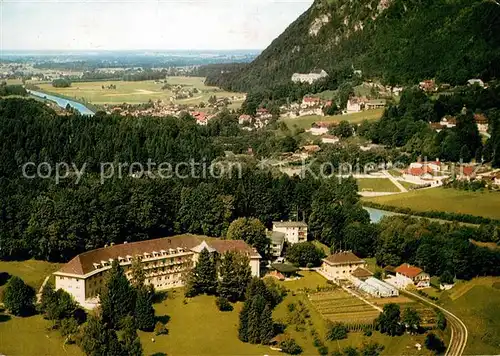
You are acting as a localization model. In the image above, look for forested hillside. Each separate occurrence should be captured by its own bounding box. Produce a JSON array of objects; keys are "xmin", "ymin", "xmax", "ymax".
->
[{"xmin": 207, "ymin": 0, "xmax": 500, "ymax": 92}]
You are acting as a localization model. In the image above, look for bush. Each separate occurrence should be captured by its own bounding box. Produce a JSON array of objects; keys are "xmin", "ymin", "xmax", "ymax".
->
[
  {"xmin": 154, "ymin": 321, "xmax": 168, "ymax": 336},
  {"xmin": 279, "ymin": 337, "xmax": 302, "ymax": 355},
  {"xmin": 363, "ymin": 326, "xmax": 373, "ymax": 337},
  {"xmin": 326, "ymin": 322, "xmax": 348, "ymax": 341},
  {"xmin": 2, "ymin": 276, "xmax": 36, "ymax": 316},
  {"xmin": 215, "ymin": 296, "xmax": 233, "ymax": 311},
  {"xmin": 425, "ymin": 333, "xmax": 446, "ymax": 353}
]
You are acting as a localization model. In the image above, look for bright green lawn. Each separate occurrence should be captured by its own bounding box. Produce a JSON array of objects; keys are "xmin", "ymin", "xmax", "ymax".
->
[
  {"xmin": 0, "ymin": 314, "xmax": 82, "ymax": 356},
  {"xmin": 140, "ymin": 291, "xmax": 274, "ymax": 355},
  {"xmin": 0, "ymin": 260, "xmax": 61, "ymax": 291},
  {"xmin": 282, "ymin": 109, "xmax": 383, "ymax": 130},
  {"xmin": 364, "ymin": 188, "xmax": 500, "ymax": 220},
  {"xmin": 357, "ymin": 178, "xmax": 400, "ymax": 192},
  {"xmin": 36, "ymin": 77, "xmax": 244, "ymax": 106},
  {"xmin": 399, "ymin": 180, "xmax": 419, "ymax": 190},
  {"xmin": 440, "ymin": 277, "xmax": 500, "ymax": 354}
]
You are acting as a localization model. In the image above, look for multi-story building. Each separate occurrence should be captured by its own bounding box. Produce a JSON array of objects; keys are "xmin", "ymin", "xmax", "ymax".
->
[
  {"xmin": 320, "ymin": 251, "xmax": 367, "ymax": 280},
  {"xmin": 267, "ymin": 230, "xmax": 285, "ymax": 258},
  {"xmin": 272, "ymin": 221, "xmax": 308, "ymax": 244},
  {"xmin": 53, "ymin": 234, "xmax": 261, "ymax": 309}
]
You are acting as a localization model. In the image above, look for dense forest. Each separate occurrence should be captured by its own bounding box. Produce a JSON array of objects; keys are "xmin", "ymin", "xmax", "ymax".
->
[
  {"xmin": 206, "ymin": 0, "xmax": 500, "ymax": 93},
  {"xmin": 1, "ymin": 98, "xmax": 499, "ymax": 282},
  {"xmin": 0, "ymin": 98, "xmax": 368, "ymax": 261}
]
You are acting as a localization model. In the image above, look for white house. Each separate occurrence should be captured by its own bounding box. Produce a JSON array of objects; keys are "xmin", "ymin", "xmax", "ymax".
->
[
  {"xmin": 320, "ymin": 251, "xmax": 366, "ymax": 280},
  {"xmin": 346, "ymin": 97, "xmax": 366, "ymax": 114},
  {"xmin": 53, "ymin": 235, "xmax": 261, "ymax": 309},
  {"xmin": 393, "ymin": 263, "xmax": 430, "ymax": 289},
  {"xmin": 468, "ymin": 79, "xmax": 485, "ymax": 88},
  {"xmin": 272, "ymin": 221, "xmax": 308, "ymax": 244},
  {"xmin": 321, "ymin": 135, "xmax": 340, "ymax": 144},
  {"xmin": 307, "ymin": 127, "xmax": 329, "ymax": 136}
]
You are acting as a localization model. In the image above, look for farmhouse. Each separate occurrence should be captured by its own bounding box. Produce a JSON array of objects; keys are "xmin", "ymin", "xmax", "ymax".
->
[
  {"xmin": 346, "ymin": 97, "xmax": 367, "ymax": 114},
  {"xmin": 320, "ymin": 251, "xmax": 367, "ymax": 280},
  {"xmin": 393, "ymin": 263, "xmax": 430, "ymax": 289},
  {"xmin": 53, "ymin": 235, "xmax": 261, "ymax": 309},
  {"xmin": 474, "ymin": 113, "xmax": 489, "ymax": 133},
  {"xmin": 272, "ymin": 221, "xmax": 308, "ymax": 244}
]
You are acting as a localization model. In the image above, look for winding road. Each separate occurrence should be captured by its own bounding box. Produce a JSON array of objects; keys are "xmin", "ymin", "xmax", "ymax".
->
[{"xmin": 403, "ymin": 290, "xmax": 468, "ymax": 356}]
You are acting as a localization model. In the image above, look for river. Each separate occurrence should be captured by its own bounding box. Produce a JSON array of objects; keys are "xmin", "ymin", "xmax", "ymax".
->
[
  {"xmin": 363, "ymin": 207, "xmax": 399, "ymax": 223},
  {"xmin": 28, "ymin": 90, "xmax": 95, "ymax": 116}
]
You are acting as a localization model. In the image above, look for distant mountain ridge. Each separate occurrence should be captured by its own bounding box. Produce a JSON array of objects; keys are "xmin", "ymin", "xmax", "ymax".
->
[{"xmin": 206, "ymin": 0, "xmax": 500, "ymax": 92}]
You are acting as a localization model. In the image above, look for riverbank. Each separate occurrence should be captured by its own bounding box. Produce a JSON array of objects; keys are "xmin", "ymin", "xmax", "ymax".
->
[{"xmin": 28, "ymin": 89, "xmax": 96, "ymax": 116}]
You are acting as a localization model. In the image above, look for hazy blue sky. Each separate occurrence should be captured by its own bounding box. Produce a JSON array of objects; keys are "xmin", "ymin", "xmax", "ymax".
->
[{"xmin": 2, "ymin": 0, "xmax": 313, "ymax": 50}]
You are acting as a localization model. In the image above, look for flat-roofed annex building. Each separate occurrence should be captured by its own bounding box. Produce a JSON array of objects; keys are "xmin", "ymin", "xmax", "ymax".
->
[{"xmin": 54, "ymin": 234, "xmax": 261, "ymax": 309}]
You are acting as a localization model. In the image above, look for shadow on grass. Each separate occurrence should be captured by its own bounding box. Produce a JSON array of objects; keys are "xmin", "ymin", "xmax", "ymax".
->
[
  {"xmin": 150, "ymin": 353, "xmax": 167, "ymax": 356},
  {"xmin": 156, "ymin": 315, "xmax": 170, "ymax": 325},
  {"xmin": 0, "ymin": 314, "xmax": 11, "ymax": 323}
]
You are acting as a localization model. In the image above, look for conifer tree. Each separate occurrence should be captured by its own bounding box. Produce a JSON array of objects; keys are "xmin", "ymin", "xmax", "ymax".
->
[
  {"xmin": 238, "ymin": 299, "xmax": 251, "ymax": 342},
  {"xmin": 135, "ymin": 285, "xmax": 155, "ymax": 331},
  {"xmin": 101, "ymin": 259, "xmax": 136, "ymax": 329},
  {"xmin": 218, "ymin": 251, "xmax": 251, "ymax": 302},
  {"xmin": 81, "ymin": 315, "xmax": 123, "ymax": 356},
  {"xmin": 130, "ymin": 256, "xmax": 146, "ymax": 289},
  {"xmin": 185, "ymin": 248, "xmax": 217, "ymax": 296},
  {"xmin": 260, "ymin": 304, "xmax": 274, "ymax": 345},
  {"xmin": 247, "ymin": 295, "xmax": 266, "ymax": 344},
  {"xmin": 121, "ymin": 316, "xmax": 143, "ymax": 356}
]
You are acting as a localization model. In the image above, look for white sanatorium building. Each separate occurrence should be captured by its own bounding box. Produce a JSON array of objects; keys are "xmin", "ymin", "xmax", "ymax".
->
[
  {"xmin": 54, "ymin": 234, "xmax": 261, "ymax": 309},
  {"xmin": 272, "ymin": 221, "xmax": 308, "ymax": 244}
]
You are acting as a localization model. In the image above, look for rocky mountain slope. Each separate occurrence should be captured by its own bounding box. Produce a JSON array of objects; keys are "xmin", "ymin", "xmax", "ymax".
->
[{"xmin": 206, "ymin": 0, "xmax": 500, "ymax": 92}]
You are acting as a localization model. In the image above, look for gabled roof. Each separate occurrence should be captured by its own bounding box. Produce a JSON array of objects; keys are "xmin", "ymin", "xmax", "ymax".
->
[
  {"xmin": 191, "ymin": 240, "xmax": 216, "ymax": 253},
  {"xmin": 56, "ymin": 234, "xmax": 260, "ymax": 276},
  {"xmin": 273, "ymin": 221, "xmax": 308, "ymax": 228},
  {"xmin": 395, "ymin": 263, "xmax": 424, "ymax": 278},
  {"xmin": 323, "ymin": 251, "xmax": 365, "ymax": 266},
  {"xmin": 351, "ymin": 267, "xmax": 373, "ymax": 279}
]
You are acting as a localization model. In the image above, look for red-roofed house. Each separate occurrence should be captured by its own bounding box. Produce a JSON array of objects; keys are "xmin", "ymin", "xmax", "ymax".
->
[
  {"xmin": 474, "ymin": 113, "xmax": 489, "ymax": 133},
  {"xmin": 238, "ymin": 114, "xmax": 252, "ymax": 125},
  {"xmin": 419, "ymin": 80, "xmax": 436, "ymax": 92},
  {"xmin": 394, "ymin": 263, "xmax": 430, "ymax": 288},
  {"xmin": 302, "ymin": 96, "xmax": 321, "ymax": 107},
  {"xmin": 192, "ymin": 111, "xmax": 208, "ymax": 126}
]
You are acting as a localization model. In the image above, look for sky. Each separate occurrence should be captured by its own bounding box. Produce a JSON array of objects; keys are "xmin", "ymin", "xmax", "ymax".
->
[{"xmin": 1, "ymin": 0, "xmax": 313, "ymax": 51}]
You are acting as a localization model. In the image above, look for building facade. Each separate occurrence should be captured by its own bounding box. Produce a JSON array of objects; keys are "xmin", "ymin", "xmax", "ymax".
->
[
  {"xmin": 267, "ymin": 230, "xmax": 286, "ymax": 258},
  {"xmin": 272, "ymin": 221, "xmax": 308, "ymax": 244},
  {"xmin": 393, "ymin": 263, "xmax": 430, "ymax": 289},
  {"xmin": 320, "ymin": 251, "xmax": 367, "ymax": 280},
  {"xmin": 54, "ymin": 234, "xmax": 261, "ymax": 309}
]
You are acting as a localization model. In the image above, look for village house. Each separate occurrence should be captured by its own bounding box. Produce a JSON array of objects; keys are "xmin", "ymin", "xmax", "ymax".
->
[
  {"xmin": 238, "ymin": 114, "xmax": 252, "ymax": 125},
  {"xmin": 321, "ymin": 135, "xmax": 340, "ymax": 144},
  {"xmin": 53, "ymin": 235, "xmax": 261, "ymax": 309},
  {"xmin": 365, "ymin": 99, "xmax": 387, "ymax": 110},
  {"xmin": 440, "ymin": 116, "xmax": 457, "ymax": 128},
  {"xmin": 474, "ymin": 113, "xmax": 489, "ymax": 133},
  {"xmin": 256, "ymin": 108, "xmax": 272, "ymax": 120},
  {"xmin": 430, "ymin": 122, "xmax": 445, "ymax": 132},
  {"xmin": 403, "ymin": 161, "xmax": 442, "ymax": 183},
  {"xmin": 419, "ymin": 80, "xmax": 437, "ymax": 92},
  {"xmin": 302, "ymin": 96, "xmax": 322, "ymax": 108},
  {"xmin": 392, "ymin": 263, "xmax": 430, "ymax": 289},
  {"xmin": 320, "ymin": 251, "xmax": 367, "ymax": 280},
  {"xmin": 272, "ymin": 221, "xmax": 308, "ymax": 244},
  {"xmin": 346, "ymin": 97, "xmax": 367, "ymax": 114}
]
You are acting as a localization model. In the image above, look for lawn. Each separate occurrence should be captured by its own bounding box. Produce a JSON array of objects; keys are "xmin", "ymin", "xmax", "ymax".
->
[
  {"xmin": 399, "ymin": 180, "xmax": 419, "ymax": 190},
  {"xmin": 140, "ymin": 290, "xmax": 275, "ymax": 356},
  {"xmin": 36, "ymin": 76, "xmax": 244, "ymax": 106},
  {"xmin": 440, "ymin": 277, "xmax": 500, "ymax": 355},
  {"xmin": 282, "ymin": 109, "xmax": 384, "ymax": 130},
  {"xmin": 0, "ymin": 313, "xmax": 82, "ymax": 356},
  {"xmin": 364, "ymin": 187, "xmax": 500, "ymax": 220},
  {"xmin": 0, "ymin": 260, "xmax": 61, "ymax": 292},
  {"xmin": 357, "ymin": 178, "xmax": 400, "ymax": 192}
]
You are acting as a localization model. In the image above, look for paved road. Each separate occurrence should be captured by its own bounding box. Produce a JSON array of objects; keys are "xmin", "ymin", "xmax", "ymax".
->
[{"xmin": 403, "ymin": 290, "xmax": 468, "ymax": 356}]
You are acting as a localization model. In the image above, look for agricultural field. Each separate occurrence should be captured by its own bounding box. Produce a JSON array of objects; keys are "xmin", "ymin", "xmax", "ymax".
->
[
  {"xmin": 357, "ymin": 178, "xmax": 400, "ymax": 192},
  {"xmin": 367, "ymin": 296, "xmax": 438, "ymax": 328},
  {"xmin": 440, "ymin": 277, "xmax": 500, "ymax": 355},
  {"xmin": 36, "ymin": 76, "xmax": 244, "ymax": 106},
  {"xmin": 282, "ymin": 109, "xmax": 383, "ymax": 130},
  {"xmin": 309, "ymin": 289, "xmax": 380, "ymax": 324},
  {"xmin": 364, "ymin": 187, "xmax": 500, "ymax": 220}
]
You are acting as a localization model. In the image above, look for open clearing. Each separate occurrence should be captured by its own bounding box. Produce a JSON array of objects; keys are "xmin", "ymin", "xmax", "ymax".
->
[
  {"xmin": 357, "ymin": 178, "xmax": 400, "ymax": 192},
  {"xmin": 36, "ymin": 76, "xmax": 244, "ymax": 106},
  {"xmin": 440, "ymin": 277, "xmax": 500, "ymax": 355},
  {"xmin": 282, "ymin": 109, "xmax": 383, "ymax": 130},
  {"xmin": 364, "ymin": 187, "xmax": 500, "ymax": 220}
]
